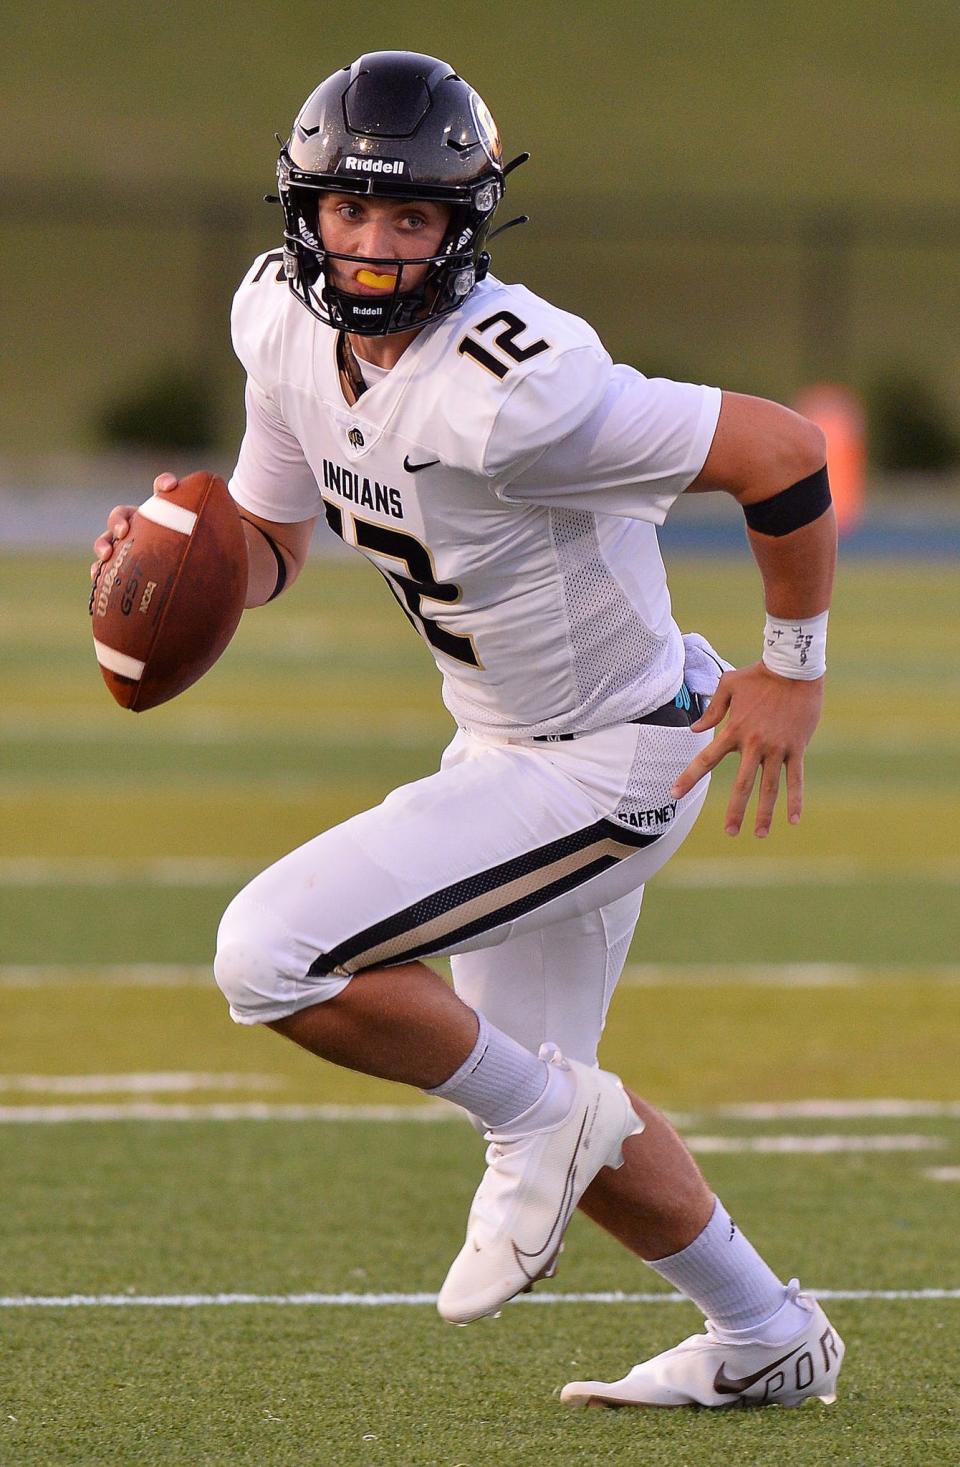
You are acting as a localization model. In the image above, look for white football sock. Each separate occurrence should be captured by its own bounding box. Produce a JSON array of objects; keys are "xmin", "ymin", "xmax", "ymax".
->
[
  {"xmin": 424, "ymin": 1013, "xmax": 572, "ymax": 1132},
  {"xmin": 646, "ymin": 1199, "xmax": 809, "ymax": 1341}
]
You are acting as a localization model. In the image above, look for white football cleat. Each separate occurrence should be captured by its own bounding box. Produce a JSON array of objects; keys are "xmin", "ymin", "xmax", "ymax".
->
[
  {"xmin": 560, "ymin": 1284, "xmax": 844, "ymax": 1408},
  {"xmin": 437, "ymin": 1045, "xmax": 644, "ymax": 1325}
]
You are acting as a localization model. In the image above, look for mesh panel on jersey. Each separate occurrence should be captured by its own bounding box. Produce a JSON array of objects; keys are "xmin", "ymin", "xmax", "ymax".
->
[
  {"xmin": 550, "ymin": 510, "xmax": 666, "ymax": 720},
  {"xmin": 605, "ymin": 927, "xmax": 634, "ymax": 994},
  {"xmin": 438, "ymin": 511, "xmax": 684, "ymax": 741},
  {"xmin": 616, "ymin": 719, "xmax": 708, "ymax": 824}
]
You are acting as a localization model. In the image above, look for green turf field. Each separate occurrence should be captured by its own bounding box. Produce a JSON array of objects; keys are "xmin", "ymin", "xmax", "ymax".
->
[{"xmin": 1, "ymin": 551, "xmax": 959, "ymax": 1465}]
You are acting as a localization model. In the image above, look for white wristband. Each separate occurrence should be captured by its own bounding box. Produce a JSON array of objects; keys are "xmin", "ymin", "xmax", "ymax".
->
[{"xmin": 762, "ymin": 610, "xmax": 828, "ymax": 680}]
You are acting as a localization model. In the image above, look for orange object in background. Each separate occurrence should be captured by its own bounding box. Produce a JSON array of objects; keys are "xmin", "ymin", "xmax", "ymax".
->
[{"xmin": 795, "ymin": 385, "xmax": 866, "ymax": 534}]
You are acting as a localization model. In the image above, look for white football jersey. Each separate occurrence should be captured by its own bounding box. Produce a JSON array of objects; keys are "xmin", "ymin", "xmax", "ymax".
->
[{"xmin": 229, "ymin": 251, "xmax": 721, "ymax": 738}]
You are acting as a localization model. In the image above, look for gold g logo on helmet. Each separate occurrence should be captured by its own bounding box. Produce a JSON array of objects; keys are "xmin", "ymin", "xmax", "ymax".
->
[{"xmin": 470, "ymin": 92, "xmax": 502, "ymax": 167}]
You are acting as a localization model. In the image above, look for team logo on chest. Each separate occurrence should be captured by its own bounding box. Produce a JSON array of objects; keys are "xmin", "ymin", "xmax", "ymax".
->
[{"xmin": 347, "ymin": 426, "xmax": 364, "ymax": 449}]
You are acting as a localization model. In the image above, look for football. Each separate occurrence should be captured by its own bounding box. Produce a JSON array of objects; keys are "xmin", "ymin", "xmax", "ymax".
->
[{"xmin": 90, "ymin": 472, "xmax": 248, "ymax": 712}]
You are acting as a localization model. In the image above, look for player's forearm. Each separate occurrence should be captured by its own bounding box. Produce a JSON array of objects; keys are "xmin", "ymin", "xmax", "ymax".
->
[
  {"xmin": 241, "ymin": 519, "xmax": 292, "ymax": 608},
  {"xmin": 747, "ymin": 503, "xmax": 837, "ymax": 619}
]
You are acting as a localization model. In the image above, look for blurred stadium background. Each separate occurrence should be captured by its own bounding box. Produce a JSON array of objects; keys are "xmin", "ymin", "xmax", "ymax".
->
[
  {"xmin": 1, "ymin": 7, "xmax": 959, "ymax": 1463},
  {"xmin": 1, "ymin": 0, "xmax": 959, "ymax": 509}
]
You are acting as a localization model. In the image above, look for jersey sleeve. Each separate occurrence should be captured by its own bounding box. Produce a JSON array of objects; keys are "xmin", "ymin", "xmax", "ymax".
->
[
  {"xmin": 424, "ymin": 281, "xmax": 615, "ymax": 482},
  {"xmin": 480, "ymin": 341, "xmax": 614, "ymax": 480},
  {"xmin": 228, "ymin": 376, "xmax": 322, "ymax": 523},
  {"xmin": 227, "ymin": 251, "xmax": 322, "ymax": 524},
  {"xmin": 494, "ymin": 366, "xmax": 722, "ymax": 523}
]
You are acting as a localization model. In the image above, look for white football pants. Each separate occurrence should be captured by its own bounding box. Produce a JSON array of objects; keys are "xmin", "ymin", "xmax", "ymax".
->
[{"xmin": 214, "ymin": 715, "xmax": 712, "ymax": 1063}]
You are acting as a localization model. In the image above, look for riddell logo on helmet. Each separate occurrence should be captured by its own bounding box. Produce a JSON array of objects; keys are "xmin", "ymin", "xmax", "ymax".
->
[{"xmin": 341, "ymin": 156, "xmax": 406, "ymax": 175}]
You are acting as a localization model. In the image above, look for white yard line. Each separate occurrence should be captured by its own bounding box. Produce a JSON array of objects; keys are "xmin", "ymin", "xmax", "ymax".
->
[
  {"xmin": 3, "ymin": 962, "xmax": 959, "ymax": 990},
  {"xmin": 0, "ymin": 1072, "xmax": 282, "ymax": 1095},
  {"xmin": 1, "ymin": 856, "xmax": 958, "ymax": 888},
  {"xmin": 0, "ymin": 1289, "xmax": 957, "ymax": 1309},
  {"xmin": 0, "ymin": 1106, "xmax": 945, "ymax": 1153},
  {"xmin": 0, "ymin": 858, "xmax": 252, "ymax": 887},
  {"xmin": 0, "ymin": 709, "xmax": 439, "ymax": 748},
  {"xmin": 619, "ymin": 963, "xmax": 960, "ymax": 986},
  {"xmin": 0, "ymin": 964, "xmax": 212, "ymax": 987},
  {"xmin": 658, "ymin": 858, "xmax": 960, "ymax": 888},
  {"xmin": 3, "ymin": 708, "xmax": 948, "ymax": 755},
  {"xmin": 0, "ymin": 1080, "xmax": 955, "ymax": 1125},
  {"xmin": 0, "ymin": 1102, "xmax": 453, "ymax": 1123},
  {"xmin": 718, "ymin": 1099, "xmax": 960, "ymax": 1120},
  {"xmin": 682, "ymin": 1134, "xmax": 944, "ymax": 1153},
  {"xmin": 923, "ymin": 1167, "xmax": 960, "ymax": 1182}
]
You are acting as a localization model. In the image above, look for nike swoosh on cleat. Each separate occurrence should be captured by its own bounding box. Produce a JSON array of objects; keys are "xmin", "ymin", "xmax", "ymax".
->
[
  {"xmin": 713, "ymin": 1344, "xmax": 803, "ymax": 1396},
  {"xmin": 510, "ymin": 1108, "xmax": 589, "ymax": 1281},
  {"xmin": 403, "ymin": 456, "xmax": 440, "ymax": 473}
]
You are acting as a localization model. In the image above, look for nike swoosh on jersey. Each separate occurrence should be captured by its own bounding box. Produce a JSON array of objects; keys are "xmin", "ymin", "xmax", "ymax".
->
[
  {"xmin": 403, "ymin": 456, "xmax": 440, "ymax": 473},
  {"xmin": 713, "ymin": 1344, "xmax": 803, "ymax": 1396},
  {"xmin": 510, "ymin": 1107, "xmax": 588, "ymax": 1280}
]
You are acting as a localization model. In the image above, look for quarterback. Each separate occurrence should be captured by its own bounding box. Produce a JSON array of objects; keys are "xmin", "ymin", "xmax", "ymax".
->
[{"xmin": 93, "ymin": 52, "xmax": 843, "ymax": 1408}]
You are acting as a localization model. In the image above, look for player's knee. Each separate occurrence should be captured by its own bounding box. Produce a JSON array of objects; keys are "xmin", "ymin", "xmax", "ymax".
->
[
  {"xmin": 213, "ymin": 895, "xmax": 284, "ymax": 1022},
  {"xmin": 214, "ymin": 889, "xmax": 348, "ymax": 1024},
  {"xmin": 213, "ymin": 933, "xmax": 281, "ymax": 1024}
]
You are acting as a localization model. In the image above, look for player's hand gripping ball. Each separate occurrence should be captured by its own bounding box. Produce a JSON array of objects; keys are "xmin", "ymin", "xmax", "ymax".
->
[{"xmin": 89, "ymin": 472, "xmax": 247, "ymax": 711}]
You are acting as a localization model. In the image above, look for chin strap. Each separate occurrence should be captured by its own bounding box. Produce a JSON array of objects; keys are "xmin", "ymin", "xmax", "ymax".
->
[{"xmin": 336, "ymin": 331, "xmax": 368, "ymax": 404}]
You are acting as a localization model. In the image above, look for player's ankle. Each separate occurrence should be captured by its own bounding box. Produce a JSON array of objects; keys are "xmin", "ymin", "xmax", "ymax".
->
[
  {"xmin": 490, "ymin": 1056, "xmax": 576, "ymax": 1138},
  {"xmin": 424, "ymin": 1012, "xmax": 553, "ymax": 1130},
  {"xmin": 645, "ymin": 1198, "xmax": 789, "ymax": 1331},
  {"xmin": 711, "ymin": 1280, "xmax": 811, "ymax": 1346}
]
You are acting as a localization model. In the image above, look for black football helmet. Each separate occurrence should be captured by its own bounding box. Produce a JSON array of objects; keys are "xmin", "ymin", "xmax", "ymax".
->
[{"xmin": 276, "ymin": 51, "xmax": 526, "ymax": 335}]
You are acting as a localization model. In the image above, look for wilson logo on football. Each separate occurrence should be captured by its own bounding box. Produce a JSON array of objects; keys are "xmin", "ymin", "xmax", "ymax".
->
[{"xmin": 90, "ymin": 473, "xmax": 247, "ymax": 713}]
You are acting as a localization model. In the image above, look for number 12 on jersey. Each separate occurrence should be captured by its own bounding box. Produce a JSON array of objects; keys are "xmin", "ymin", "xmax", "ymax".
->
[
  {"xmin": 457, "ymin": 311, "xmax": 550, "ymax": 380},
  {"xmin": 321, "ymin": 500, "xmax": 482, "ymax": 668}
]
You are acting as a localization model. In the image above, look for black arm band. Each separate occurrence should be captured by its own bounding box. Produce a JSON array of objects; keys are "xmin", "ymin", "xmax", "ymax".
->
[
  {"xmin": 743, "ymin": 465, "xmax": 832, "ymax": 537},
  {"xmin": 244, "ymin": 519, "xmax": 288, "ymax": 601}
]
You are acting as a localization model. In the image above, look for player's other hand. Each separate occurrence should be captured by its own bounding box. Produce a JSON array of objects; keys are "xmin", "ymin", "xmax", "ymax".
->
[
  {"xmin": 671, "ymin": 661, "xmax": 824, "ymax": 838},
  {"xmin": 90, "ymin": 473, "xmax": 179, "ymax": 580}
]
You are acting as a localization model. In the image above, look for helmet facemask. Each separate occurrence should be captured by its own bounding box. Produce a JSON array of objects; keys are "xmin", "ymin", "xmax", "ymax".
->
[{"xmin": 279, "ymin": 167, "xmax": 502, "ymax": 335}]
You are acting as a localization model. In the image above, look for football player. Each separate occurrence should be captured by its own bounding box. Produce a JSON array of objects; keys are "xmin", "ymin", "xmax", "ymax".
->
[{"xmin": 93, "ymin": 51, "xmax": 842, "ymax": 1409}]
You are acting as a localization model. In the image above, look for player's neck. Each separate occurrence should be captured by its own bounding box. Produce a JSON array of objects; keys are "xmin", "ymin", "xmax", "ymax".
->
[{"xmin": 350, "ymin": 327, "xmax": 422, "ymax": 371}]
